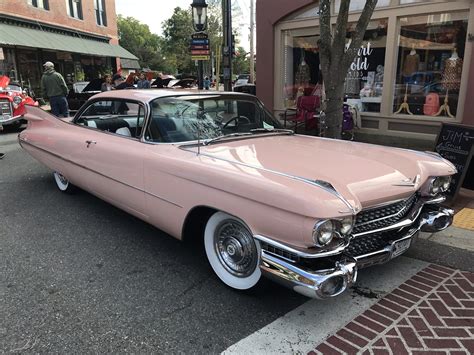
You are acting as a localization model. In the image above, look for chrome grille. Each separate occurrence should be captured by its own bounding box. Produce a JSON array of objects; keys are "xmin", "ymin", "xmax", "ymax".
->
[
  {"xmin": 260, "ymin": 241, "xmax": 299, "ymax": 263},
  {"xmin": 353, "ymin": 194, "xmax": 417, "ymax": 234},
  {"xmin": 0, "ymin": 99, "xmax": 12, "ymax": 121}
]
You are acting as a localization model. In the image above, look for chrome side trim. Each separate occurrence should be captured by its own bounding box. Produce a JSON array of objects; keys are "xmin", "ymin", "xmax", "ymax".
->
[
  {"xmin": 19, "ymin": 139, "xmax": 183, "ymax": 208},
  {"xmin": 254, "ymin": 234, "xmax": 349, "ymax": 259},
  {"xmin": 182, "ymin": 148, "xmax": 357, "ymax": 214}
]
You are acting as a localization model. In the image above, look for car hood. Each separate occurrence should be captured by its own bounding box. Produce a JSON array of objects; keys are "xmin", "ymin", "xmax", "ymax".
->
[{"xmin": 192, "ymin": 134, "xmax": 455, "ymax": 210}]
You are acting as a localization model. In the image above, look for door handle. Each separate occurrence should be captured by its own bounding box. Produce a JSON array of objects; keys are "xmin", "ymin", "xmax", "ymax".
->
[{"xmin": 85, "ymin": 140, "xmax": 97, "ymax": 148}]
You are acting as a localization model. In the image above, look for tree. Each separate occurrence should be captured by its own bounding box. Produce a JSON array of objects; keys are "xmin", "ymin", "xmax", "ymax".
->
[
  {"xmin": 162, "ymin": 6, "xmax": 222, "ymax": 76},
  {"xmin": 319, "ymin": 0, "xmax": 377, "ymax": 139},
  {"xmin": 117, "ymin": 15, "xmax": 161, "ymax": 69},
  {"xmin": 233, "ymin": 47, "xmax": 250, "ymax": 75}
]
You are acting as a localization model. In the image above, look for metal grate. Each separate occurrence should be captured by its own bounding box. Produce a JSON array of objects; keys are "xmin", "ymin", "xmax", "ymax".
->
[
  {"xmin": 0, "ymin": 99, "xmax": 12, "ymax": 120},
  {"xmin": 353, "ymin": 194, "xmax": 417, "ymax": 234},
  {"xmin": 260, "ymin": 242, "xmax": 300, "ymax": 263}
]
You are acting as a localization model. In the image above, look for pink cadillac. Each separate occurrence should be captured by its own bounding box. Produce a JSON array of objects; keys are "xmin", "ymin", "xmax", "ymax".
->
[{"xmin": 17, "ymin": 90, "xmax": 455, "ymax": 299}]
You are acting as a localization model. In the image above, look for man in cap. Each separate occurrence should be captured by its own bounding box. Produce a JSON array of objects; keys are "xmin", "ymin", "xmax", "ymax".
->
[{"xmin": 41, "ymin": 61, "xmax": 69, "ymax": 117}]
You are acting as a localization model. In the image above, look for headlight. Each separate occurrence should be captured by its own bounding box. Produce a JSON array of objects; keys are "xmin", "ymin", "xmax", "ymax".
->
[
  {"xmin": 13, "ymin": 96, "xmax": 22, "ymax": 106},
  {"xmin": 338, "ymin": 216, "xmax": 354, "ymax": 235},
  {"xmin": 313, "ymin": 220, "xmax": 336, "ymax": 246},
  {"xmin": 429, "ymin": 176, "xmax": 451, "ymax": 195}
]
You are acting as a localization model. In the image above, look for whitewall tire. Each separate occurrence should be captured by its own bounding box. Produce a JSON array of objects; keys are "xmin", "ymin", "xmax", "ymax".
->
[
  {"xmin": 53, "ymin": 172, "xmax": 76, "ymax": 193},
  {"xmin": 204, "ymin": 211, "xmax": 261, "ymax": 290}
]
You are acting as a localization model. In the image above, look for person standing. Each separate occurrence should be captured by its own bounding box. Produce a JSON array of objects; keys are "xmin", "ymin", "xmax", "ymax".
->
[
  {"xmin": 137, "ymin": 73, "xmax": 151, "ymax": 89},
  {"xmin": 41, "ymin": 61, "xmax": 69, "ymax": 117},
  {"xmin": 204, "ymin": 76, "xmax": 211, "ymax": 90},
  {"xmin": 101, "ymin": 75, "xmax": 113, "ymax": 91}
]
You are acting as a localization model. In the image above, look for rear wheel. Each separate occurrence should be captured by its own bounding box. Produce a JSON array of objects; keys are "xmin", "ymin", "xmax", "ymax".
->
[
  {"xmin": 204, "ymin": 212, "xmax": 261, "ymax": 290},
  {"xmin": 53, "ymin": 172, "xmax": 77, "ymax": 194}
]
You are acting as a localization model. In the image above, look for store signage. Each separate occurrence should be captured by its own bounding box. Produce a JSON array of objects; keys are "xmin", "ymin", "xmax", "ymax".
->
[
  {"xmin": 435, "ymin": 123, "xmax": 474, "ymax": 198},
  {"xmin": 191, "ymin": 55, "xmax": 210, "ymax": 61},
  {"xmin": 349, "ymin": 42, "xmax": 373, "ymax": 71}
]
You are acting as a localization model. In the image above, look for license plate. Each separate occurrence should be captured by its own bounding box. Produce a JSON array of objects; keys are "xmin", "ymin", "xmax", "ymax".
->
[{"xmin": 391, "ymin": 239, "xmax": 411, "ymax": 258}]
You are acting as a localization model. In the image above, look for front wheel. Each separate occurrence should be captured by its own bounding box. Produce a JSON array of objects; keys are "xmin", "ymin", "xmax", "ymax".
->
[
  {"xmin": 204, "ymin": 212, "xmax": 261, "ymax": 290},
  {"xmin": 53, "ymin": 172, "xmax": 77, "ymax": 194}
]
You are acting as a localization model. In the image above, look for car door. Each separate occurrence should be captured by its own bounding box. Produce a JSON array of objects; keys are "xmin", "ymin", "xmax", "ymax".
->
[{"xmin": 71, "ymin": 98, "xmax": 148, "ymax": 219}]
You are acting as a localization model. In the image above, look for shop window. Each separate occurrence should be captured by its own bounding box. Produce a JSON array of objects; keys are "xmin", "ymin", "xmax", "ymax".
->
[
  {"xmin": 66, "ymin": 0, "xmax": 83, "ymax": 20},
  {"xmin": 335, "ymin": 0, "xmax": 390, "ymax": 12},
  {"xmin": 95, "ymin": 0, "xmax": 107, "ymax": 27},
  {"xmin": 344, "ymin": 19, "xmax": 388, "ymax": 113},
  {"xmin": 282, "ymin": 28, "xmax": 321, "ymax": 109},
  {"xmin": 27, "ymin": 0, "xmax": 49, "ymax": 10},
  {"xmin": 393, "ymin": 12, "xmax": 468, "ymax": 118}
]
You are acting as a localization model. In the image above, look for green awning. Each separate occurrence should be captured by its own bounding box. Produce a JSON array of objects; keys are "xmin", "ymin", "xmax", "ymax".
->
[
  {"xmin": 0, "ymin": 23, "xmax": 137, "ymax": 60},
  {"xmin": 120, "ymin": 58, "xmax": 141, "ymax": 69}
]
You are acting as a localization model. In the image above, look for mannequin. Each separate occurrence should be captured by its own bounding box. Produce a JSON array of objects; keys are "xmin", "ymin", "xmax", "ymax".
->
[
  {"xmin": 402, "ymin": 44, "xmax": 419, "ymax": 77},
  {"xmin": 436, "ymin": 47, "xmax": 462, "ymax": 118}
]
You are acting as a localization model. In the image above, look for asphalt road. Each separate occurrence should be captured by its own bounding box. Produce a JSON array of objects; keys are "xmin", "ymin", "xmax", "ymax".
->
[{"xmin": 1, "ymin": 129, "xmax": 472, "ymax": 353}]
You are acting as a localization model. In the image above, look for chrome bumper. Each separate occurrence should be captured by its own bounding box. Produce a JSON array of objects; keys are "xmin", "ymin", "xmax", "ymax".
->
[
  {"xmin": 257, "ymin": 205, "xmax": 453, "ymax": 299},
  {"xmin": 260, "ymin": 251, "xmax": 357, "ymax": 299}
]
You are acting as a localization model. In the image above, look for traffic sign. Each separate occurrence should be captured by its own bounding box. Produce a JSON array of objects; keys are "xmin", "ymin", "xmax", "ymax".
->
[
  {"xmin": 190, "ymin": 39, "xmax": 209, "ymax": 45},
  {"xmin": 190, "ymin": 45, "xmax": 209, "ymax": 50}
]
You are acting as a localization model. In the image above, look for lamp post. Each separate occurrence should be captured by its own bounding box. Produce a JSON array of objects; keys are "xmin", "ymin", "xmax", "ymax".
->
[{"xmin": 191, "ymin": 0, "xmax": 208, "ymax": 90}]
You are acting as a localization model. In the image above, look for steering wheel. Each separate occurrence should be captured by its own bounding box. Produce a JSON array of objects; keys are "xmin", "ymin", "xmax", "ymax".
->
[{"xmin": 222, "ymin": 115, "xmax": 251, "ymax": 129}]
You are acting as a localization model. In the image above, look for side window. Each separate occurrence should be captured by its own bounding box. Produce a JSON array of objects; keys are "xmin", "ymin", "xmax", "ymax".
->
[{"xmin": 76, "ymin": 100, "xmax": 146, "ymax": 139}]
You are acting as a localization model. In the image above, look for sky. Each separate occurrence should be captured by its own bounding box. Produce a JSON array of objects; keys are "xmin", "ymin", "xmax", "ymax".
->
[{"xmin": 115, "ymin": 0, "xmax": 252, "ymax": 51}]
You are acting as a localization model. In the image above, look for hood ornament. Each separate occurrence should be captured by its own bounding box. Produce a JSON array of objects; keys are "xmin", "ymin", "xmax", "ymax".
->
[{"xmin": 393, "ymin": 175, "xmax": 420, "ymax": 187}]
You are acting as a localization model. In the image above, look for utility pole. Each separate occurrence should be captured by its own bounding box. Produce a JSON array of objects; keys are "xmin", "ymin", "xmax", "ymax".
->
[
  {"xmin": 222, "ymin": 0, "xmax": 232, "ymax": 91},
  {"xmin": 249, "ymin": 0, "xmax": 255, "ymax": 84}
]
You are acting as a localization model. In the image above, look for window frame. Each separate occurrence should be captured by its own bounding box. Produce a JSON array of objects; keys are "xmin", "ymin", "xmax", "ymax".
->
[
  {"xmin": 27, "ymin": 0, "xmax": 49, "ymax": 10},
  {"xmin": 66, "ymin": 0, "xmax": 83, "ymax": 20},
  {"xmin": 94, "ymin": 0, "xmax": 107, "ymax": 27},
  {"xmin": 73, "ymin": 97, "xmax": 148, "ymax": 141}
]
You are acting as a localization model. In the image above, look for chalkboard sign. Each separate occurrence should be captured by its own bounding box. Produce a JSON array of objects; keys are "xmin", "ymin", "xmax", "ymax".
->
[{"xmin": 434, "ymin": 123, "xmax": 474, "ymax": 199}]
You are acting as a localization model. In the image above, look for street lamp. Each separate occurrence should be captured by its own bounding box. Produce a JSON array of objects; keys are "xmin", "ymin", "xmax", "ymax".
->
[{"xmin": 191, "ymin": 0, "xmax": 208, "ymax": 32}]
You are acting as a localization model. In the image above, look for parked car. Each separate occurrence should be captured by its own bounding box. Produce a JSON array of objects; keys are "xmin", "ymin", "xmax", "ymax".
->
[
  {"xmin": 0, "ymin": 76, "xmax": 38, "ymax": 127},
  {"xmin": 234, "ymin": 74, "xmax": 250, "ymax": 86},
  {"xmin": 67, "ymin": 78, "xmax": 103, "ymax": 113},
  {"xmin": 17, "ymin": 90, "xmax": 455, "ymax": 299}
]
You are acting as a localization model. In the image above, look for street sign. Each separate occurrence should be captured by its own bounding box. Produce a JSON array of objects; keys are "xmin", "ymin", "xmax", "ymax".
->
[
  {"xmin": 191, "ymin": 55, "xmax": 210, "ymax": 61},
  {"xmin": 189, "ymin": 45, "xmax": 209, "ymax": 50},
  {"xmin": 190, "ymin": 39, "xmax": 209, "ymax": 45},
  {"xmin": 192, "ymin": 33, "xmax": 208, "ymax": 39},
  {"xmin": 191, "ymin": 50, "xmax": 210, "ymax": 55}
]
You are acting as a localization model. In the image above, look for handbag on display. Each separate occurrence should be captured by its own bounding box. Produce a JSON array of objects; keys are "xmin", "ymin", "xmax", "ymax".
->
[{"xmin": 423, "ymin": 93, "xmax": 440, "ymax": 116}]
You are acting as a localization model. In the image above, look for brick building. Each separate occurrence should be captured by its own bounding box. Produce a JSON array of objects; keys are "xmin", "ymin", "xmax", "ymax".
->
[{"xmin": 0, "ymin": 0, "xmax": 138, "ymax": 96}]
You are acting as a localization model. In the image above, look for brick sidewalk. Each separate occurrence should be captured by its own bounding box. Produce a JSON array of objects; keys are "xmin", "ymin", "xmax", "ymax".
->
[{"xmin": 310, "ymin": 264, "xmax": 474, "ymax": 354}]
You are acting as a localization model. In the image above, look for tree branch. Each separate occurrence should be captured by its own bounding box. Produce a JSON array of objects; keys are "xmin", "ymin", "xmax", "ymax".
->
[
  {"xmin": 332, "ymin": 0, "xmax": 350, "ymax": 62},
  {"xmin": 319, "ymin": 0, "xmax": 332, "ymax": 74}
]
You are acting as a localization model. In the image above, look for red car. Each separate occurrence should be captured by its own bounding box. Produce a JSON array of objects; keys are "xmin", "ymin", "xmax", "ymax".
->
[{"xmin": 0, "ymin": 76, "xmax": 38, "ymax": 128}]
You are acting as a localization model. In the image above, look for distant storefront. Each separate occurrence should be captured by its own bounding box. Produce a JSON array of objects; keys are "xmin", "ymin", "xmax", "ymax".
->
[
  {"xmin": 257, "ymin": 0, "xmax": 474, "ymax": 142},
  {"xmin": 0, "ymin": 15, "xmax": 138, "ymax": 97}
]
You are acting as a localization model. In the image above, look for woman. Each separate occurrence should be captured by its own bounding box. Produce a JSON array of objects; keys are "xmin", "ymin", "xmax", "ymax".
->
[
  {"xmin": 137, "ymin": 73, "xmax": 151, "ymax": 89},
  {"xmin": 101, "ymin": 75, "xmax": 113, "ymax": 92}
]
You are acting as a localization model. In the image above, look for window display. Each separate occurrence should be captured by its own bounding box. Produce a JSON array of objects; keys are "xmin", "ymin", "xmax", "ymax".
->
[
  {"xmin": 282, "ymin": 29, "xmax": 321, "ymax": 109},
  {"xmin": 344, "ymin": 20, "xmax": 388, "ymax": 113},
  {"xmin": 393, "ymin": 12, "xmax": 468, "ymax": 117}
]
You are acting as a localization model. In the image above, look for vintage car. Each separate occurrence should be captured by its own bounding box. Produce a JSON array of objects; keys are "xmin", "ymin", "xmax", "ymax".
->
[
  {"xmin": 67, "ymin": 78, "xmax": 103, "ymax": 113},
  {"xmin": 0, "ymin": 76, "xmax": 38, "ymax": 127},
  {"xmin": 17, "ymin": 90, "xmax": 455, "ymax": 299}
]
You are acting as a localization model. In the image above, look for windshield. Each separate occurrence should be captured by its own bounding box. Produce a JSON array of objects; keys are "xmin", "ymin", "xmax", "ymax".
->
[{"xmin": 145, "ymin": 95, "xmax": 283, "ymax": 143}]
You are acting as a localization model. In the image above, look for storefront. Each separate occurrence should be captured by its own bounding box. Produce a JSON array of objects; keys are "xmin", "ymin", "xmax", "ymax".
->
[
  {"xmin": 0, "ymin": 16, "xmax": 137, "ymax": 98},
  {"xmin": 257, "ymin": 0, "xmax": 474, "ymax": 143}
]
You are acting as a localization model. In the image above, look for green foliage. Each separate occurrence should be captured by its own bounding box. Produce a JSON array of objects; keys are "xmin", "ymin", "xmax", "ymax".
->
[
  {"xmin": 233, "ymin": 47, "xmax": 250, "ymax": 75},
  {"xmin": 117, "ymin": 15, "xmax": 162, "ymax": 70}
]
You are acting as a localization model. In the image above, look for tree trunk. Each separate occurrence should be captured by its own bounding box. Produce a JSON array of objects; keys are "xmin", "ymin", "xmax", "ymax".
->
[{"xmin": 324, "ymin": 81, "xmax": 345, "ymax": 139}]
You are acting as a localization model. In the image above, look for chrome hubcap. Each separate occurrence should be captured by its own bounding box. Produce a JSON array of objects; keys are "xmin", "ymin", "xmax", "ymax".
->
[
  {"xmin": 214, "ymin": 220, "xmax": 258, "ymax": 277},
  {"xmin": 56, "ymin": 172, "xmax": 68, "ymax": 186}
]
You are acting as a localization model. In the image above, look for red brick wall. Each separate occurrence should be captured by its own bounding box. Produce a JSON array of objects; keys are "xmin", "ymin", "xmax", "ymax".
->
[
  {"xmin": 256, "ymin": 0, "xmax": 314, "ymax": 109},
  {"xmin": 0, "ymin": 0, "xmax": 118, "ymax": 44}
]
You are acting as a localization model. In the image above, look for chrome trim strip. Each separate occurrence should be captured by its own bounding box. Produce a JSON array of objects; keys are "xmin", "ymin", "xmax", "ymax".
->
[
  {"xmin": 181, "ymin": 148, "xmax": 357, "ymax": 214},
  {"xmin": 254, "ymin": 234, "xmax": 349, "ymax": 259},
  {"xmin": 19, "ymin": 139, "xmax": 183, "ymax": 208}
]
